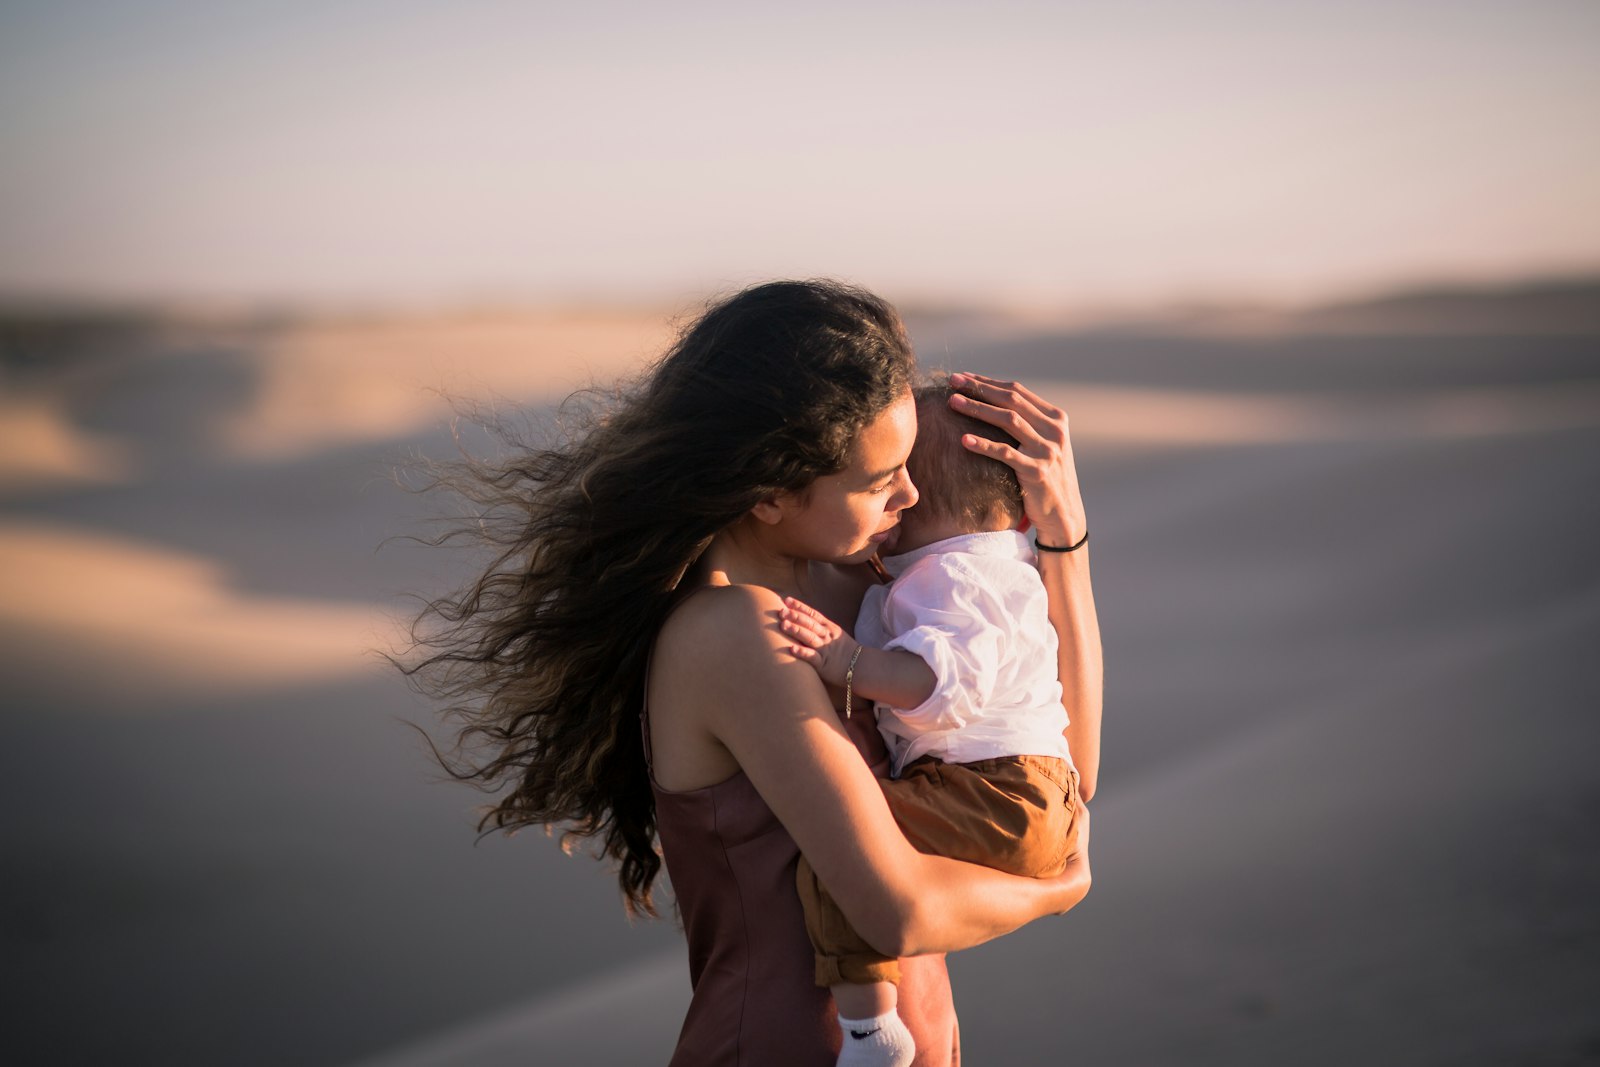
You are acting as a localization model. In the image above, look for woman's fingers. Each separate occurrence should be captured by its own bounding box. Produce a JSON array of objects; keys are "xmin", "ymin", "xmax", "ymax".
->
[
  {"xmin": 950, "ymin": 375, "xmax": 1046, "ymax": 433},
  {"xmin": 949, "ymin": 373, "xmax": 1064, "ymax": 446},
  {"xmin": 950, "ymin": 392, "xmax": 1048, "ymax": 447},
  {"xmin": 953, "ymin": 371, "xmax": 1063, "ymax": 420},
  {"xmin": 948, "ymin": 371, "xmax": 1085, "ymax": 544},
  {"xmin": 957, "ymin": 432, "xmax": 1029, "ymax": 471}
]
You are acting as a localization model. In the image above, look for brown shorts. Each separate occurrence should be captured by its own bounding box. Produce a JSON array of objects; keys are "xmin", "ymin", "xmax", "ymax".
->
[{"xmin": 796, "ymin": 753, "xmax": 1082, "ymax": 987}]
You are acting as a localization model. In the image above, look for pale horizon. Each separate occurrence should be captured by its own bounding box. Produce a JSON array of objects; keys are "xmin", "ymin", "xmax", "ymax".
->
[{"xmin": 3, "ymin": 1, "xmax": 1598, "ymax": 310}]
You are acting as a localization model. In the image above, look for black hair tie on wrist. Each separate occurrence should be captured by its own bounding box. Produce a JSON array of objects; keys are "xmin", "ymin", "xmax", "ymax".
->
[{"xmin": 1035, "ymin": 530, "xmax": 1089, "ymax": 553}]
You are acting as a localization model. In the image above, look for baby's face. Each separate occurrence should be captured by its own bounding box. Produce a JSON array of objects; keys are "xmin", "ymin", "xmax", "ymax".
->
[
  {"xmin": 883, "ymin": 488, "xmax": 985, "ymax": 557},
  {"xmin": 883, "ymin": 408, "xmax": 1015, "ymax": 556}
]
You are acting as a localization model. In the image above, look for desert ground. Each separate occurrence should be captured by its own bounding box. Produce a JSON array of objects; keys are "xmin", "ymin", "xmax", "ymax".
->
[{"xmin": 2, "ymin": 284, "xmax": 1596, "ymax": 1065}]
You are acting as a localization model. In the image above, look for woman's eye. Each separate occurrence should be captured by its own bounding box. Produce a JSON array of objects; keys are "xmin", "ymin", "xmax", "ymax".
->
[{"xmin": 869, "ymin": 482, "xmax": 892, "ymax": 495}]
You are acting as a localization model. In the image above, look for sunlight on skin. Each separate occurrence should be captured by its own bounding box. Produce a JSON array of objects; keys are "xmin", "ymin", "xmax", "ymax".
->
[{"xmin": 0, "ymin": 522, "xmax": 399, "ymax": 700}]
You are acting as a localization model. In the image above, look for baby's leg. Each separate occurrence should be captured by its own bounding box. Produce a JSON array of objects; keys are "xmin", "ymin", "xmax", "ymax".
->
[
  {"xmin": 796, "ymin": 756, "xmax": 1076, "ymax": 1067},
  {"xmin": 832, "ymin": 981, "xmax": 914, "ymax": 1067},
  {"xmin": 796, "ymin": 858, "xmax": 916, "ymax": 1067}
]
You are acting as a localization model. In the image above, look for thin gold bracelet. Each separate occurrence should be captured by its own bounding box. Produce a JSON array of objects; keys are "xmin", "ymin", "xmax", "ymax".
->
[{"xmin": 844, "ymin": 645, "xmax": 864, "ymax": 719}]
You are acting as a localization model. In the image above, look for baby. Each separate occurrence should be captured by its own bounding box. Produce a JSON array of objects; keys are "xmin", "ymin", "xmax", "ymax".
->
[{"xmin": 783, "ymin": 379, "xmax": 1084, "ymax": 1067}]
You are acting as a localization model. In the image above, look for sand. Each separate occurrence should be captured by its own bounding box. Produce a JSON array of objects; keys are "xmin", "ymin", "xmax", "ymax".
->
[{"xmin": 1, "ymin": 297, "xmax": 1597, "ymax": 1066}]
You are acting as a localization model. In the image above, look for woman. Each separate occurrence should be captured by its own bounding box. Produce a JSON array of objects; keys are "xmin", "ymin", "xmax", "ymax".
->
[{"xmin": 409, "ymin": 280, "xmax": 1102, "ymax": 1065}]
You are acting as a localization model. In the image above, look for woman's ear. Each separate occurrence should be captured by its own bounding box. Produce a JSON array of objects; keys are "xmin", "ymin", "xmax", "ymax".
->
[{"xmin": 750, "ymin": 491, "xmax": 800, "ymax": 526}]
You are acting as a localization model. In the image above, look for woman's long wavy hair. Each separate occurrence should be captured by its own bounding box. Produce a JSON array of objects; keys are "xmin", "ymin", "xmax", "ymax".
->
[{"xmin": 402, "ymin": 280, "xmax": 916, "ymax": 916}]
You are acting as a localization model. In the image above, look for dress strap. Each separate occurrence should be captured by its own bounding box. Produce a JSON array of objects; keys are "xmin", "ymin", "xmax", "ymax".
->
[{"xmin": 639, "ymin": 646, "xmax": 656, "ymax": 772}]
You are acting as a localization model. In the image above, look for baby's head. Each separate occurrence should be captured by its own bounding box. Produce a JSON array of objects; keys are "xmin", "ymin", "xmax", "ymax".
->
[{"xmin": 890, "ymin": 377, "xmax": 1025, "ymax": 555}]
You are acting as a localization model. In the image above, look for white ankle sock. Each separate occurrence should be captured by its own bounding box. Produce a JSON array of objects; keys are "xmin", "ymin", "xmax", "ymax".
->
[{"xmin": 835, "ymin": 1009, "xmax": 915, "ymax": 1067}]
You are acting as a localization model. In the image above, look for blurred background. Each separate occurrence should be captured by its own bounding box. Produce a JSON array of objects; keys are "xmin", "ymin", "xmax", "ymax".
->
[{"xmin": 2, "ymin": 2, "xmax": 1597, "ymax": 1064}]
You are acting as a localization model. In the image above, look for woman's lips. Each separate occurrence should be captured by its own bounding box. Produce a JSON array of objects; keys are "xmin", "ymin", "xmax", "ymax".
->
[{"xmin": 871, "ymin": 525, "xmax": 901, "ymax": 552}]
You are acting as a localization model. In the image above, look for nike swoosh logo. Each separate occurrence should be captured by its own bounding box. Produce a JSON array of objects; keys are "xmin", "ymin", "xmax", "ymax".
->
[{"xmin": 850, "ymin": 1028, "xmax": 880, "ymax": 1039}]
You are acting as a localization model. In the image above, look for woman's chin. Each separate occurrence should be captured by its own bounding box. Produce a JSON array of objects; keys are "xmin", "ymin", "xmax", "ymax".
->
[{"xmin": 838, "ymin": 526, "xmax": 900, "ymax": 564}]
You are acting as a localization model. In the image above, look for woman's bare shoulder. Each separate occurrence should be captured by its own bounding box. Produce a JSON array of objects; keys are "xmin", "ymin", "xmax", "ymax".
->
[
  {"xmin": 649, "ymin": 586, "xmax": 793, "ymax": 789},
  {"xmin": 649, "ymin": 584, "xmax": 833, "ymax": 788},
  {"xmin": 656, "ymin": 584, "xmax": 786, "ymax": 659},
  {"xmin": 652, "ymin": 584, "xmax": 802, "ymax": 704}
]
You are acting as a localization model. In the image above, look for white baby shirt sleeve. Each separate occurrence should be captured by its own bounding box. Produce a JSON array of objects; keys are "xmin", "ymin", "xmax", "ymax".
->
[{"xmin": 877, "ymin": 554, "xmax": 1010, "ymax": 731}]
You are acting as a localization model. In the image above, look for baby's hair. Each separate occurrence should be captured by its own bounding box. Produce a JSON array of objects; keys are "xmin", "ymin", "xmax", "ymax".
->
[{"xmin": 909, "ymin": 376, "xmax": 1025, "ymax": 530}]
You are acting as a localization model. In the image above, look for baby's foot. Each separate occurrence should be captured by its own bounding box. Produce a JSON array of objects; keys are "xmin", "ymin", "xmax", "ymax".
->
[{"xmin": 835, "ymin": 1010, "xmax": 915, "ymax": 1067}]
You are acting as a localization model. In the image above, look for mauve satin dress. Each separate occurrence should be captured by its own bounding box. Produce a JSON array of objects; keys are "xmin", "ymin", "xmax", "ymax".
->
[{"xmin": 646, "ymin": 698, "xmax": 959, "ymax": 1066}]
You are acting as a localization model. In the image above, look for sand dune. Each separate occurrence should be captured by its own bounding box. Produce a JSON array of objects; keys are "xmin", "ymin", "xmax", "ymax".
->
[
  {"xmin": 6, "ymin": 303, "xmax": 1595, "ymax": 497},
  {"xmin": 0, "ymin": 522, "xmax": 396, "ymax": 699},
  {"xmin": 1032, "ymin": 380, "xmax": 1600, "ymax": 446},
  {"xmin": 0, "ymin": 396, "xmax": 133, "ymax": 489},
  {"xmin": 224, "ymin": 311, "xmax": 675, "ymax": 461},
  {"xmin": 2, "ymin": 290, "xmax": 1596, "ymax": 1067},
  {"xmin": 0, "ymin": 310, "xmax": 675, "ymax": 489}
]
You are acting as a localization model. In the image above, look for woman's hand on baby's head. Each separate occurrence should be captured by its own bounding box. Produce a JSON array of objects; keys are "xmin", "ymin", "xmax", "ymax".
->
[
  {"xmin": 779, "ymin": 597, "xmax": 860, "ymax": 687},
  {"xmin": 948, "ymin": 372, "xmax": 1086, "ymax": 549}
]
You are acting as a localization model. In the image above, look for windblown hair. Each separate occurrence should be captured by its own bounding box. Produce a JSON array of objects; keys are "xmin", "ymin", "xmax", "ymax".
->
[
  {"xmin": 907, "ymin": 377, "xmax": 1024, "ymax": 530},
  {"xmin": 402, "ymin": 280, "xmax": 915, "ymax": 915}
]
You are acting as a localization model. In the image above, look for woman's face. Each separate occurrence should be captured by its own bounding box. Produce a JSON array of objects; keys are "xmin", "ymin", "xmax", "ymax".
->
[{"xmin": 771, "ymin": 390, "xmax": 920, "ymax": 564}]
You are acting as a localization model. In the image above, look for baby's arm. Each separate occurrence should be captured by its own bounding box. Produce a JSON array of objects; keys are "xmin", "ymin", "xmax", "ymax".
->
[{"xmin": 780, "ymin": 597, "xmax": 935, "ymax": 711}]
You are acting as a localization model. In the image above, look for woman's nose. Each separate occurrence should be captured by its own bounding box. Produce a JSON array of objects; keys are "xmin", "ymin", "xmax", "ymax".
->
[{"xmin": 893, "ymin": 469, "xmax": 919, "ymax": 512}]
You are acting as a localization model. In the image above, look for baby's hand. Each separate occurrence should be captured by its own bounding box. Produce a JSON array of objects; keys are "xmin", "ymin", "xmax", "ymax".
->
[{"xmin": 779, "ymin": 597, "xmax": 861, "ymax": 688}]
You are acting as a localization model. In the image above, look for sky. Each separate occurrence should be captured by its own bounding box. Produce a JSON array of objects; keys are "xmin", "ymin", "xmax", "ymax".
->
[{"xmin": 1, "ymin": 0, "xmax": 1597, "ymax": 309}]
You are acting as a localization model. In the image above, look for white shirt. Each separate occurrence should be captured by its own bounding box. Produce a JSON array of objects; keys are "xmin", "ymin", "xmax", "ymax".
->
[{"xmin": 857, "ymin": 530, "xmax": 1074, "ymax": 777}]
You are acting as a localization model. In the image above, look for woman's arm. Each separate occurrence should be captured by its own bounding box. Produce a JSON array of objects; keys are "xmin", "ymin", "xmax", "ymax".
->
[
  {"xmin": 659, "ymin": 583, "xmax": 1091, "ymax": 957},
  {"xmin": 946, "ymin": 372, "xmax": 1104, "ymax": 802},
  {"xmin": 1038, "ymin": 547, "xmax": 1102, "ymax": 801}
]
